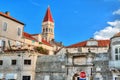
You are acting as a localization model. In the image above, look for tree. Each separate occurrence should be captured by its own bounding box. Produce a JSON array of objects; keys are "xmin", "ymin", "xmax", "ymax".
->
[{"xmin": 34, "ymin": 47, "xmax": 49, "ymax": 54}]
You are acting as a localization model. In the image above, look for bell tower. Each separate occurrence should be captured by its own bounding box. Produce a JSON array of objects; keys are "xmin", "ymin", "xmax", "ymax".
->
[{"xmin": 42, "ymin": 6, "xmax": 54, "ymax": 42}]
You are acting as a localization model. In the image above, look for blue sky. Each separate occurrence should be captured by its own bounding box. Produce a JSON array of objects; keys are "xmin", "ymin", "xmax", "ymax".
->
[{"xmin": 0, "ymin": 0, "xmax": 120, "ymax": 46}]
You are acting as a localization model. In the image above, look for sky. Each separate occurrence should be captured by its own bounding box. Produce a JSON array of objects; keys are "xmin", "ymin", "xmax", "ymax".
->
[{"xmin": 0, "ymin": 0, "xmax": 120, "ymax": 46}]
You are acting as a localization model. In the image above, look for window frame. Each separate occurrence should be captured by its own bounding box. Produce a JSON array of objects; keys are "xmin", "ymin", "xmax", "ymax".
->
[
  {"xmin": 0, "ymin": 60, "xmax": 3, "ymax": 65},
  {"xmin": 17, "ymin": 28, "xmax": 21, "ymax": 36},
  {"xmin": 22, "ymin": 76, "xmax": 31, "ymax": 80},
  {"xmin": 11, "ymin": 60, "xmax": 17, "ymax": 65},
  {"xmin": 3, "ymin": 22, "xmax": 7, "ymax": 31},
  {"xmin": 115, "ymin": 47, "xmax": 120, "ymax": 60},
  {"xmin": 24, "ymin": 59, "xmax": 31, "ymax": 65}
]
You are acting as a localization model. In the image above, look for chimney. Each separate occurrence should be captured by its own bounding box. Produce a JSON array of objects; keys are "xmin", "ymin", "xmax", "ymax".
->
[{"xmin": 5, "ymin": 11, "xmax": 10, "ymax": 16}]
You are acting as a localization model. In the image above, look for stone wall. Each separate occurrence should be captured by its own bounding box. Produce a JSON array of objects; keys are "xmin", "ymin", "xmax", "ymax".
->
[{"xmin": 35, "ymin": 55, "xmax": 66, "ymax": 80}]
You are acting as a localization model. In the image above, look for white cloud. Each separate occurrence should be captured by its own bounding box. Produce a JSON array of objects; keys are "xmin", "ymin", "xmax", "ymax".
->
[
  {"xmin": 113, "ymin": 9, "xmax": 120, "ymax": 15},
  {"xmin": 94, "ymin": 20, "xmax": 120, "ymax": 40}
]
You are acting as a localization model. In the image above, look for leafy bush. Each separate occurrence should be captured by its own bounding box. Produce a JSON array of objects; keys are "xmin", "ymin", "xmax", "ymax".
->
[{"xmin": 34, "ymin": 47, "xmax": 49, "ymax": 54}]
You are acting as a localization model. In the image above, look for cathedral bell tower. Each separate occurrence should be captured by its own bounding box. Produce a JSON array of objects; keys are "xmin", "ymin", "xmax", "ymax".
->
[{"xmin": 42, "ymin": 6, "xmax": 54, "ymax": 42}]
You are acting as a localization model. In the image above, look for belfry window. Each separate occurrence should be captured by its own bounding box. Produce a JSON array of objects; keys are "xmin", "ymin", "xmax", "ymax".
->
[
  {"xmin": 115, "ymin": 47, "xmax": 120, "ymax": 60},
  {"xmin": 43, "ymin": 28, "xmax": 45, "ymax": 32},
  {"xmin": 46, "ymin": 28, "xmax": 48, "ymax": 32},
  {"xmin": 49, "ymin": 28, "xmax": 50, "ymax": 32}
]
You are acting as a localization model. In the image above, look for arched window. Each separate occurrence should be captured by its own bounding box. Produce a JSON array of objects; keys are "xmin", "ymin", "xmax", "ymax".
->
[
  {"xmin": 3, "ymin": 22, "xmax": 7, "ymax": 31},
  {"xmin": 51, "ymin": 29, "xmax": 53, "ymax": 33},
  {"xmin": 49, "ymin": 28, "xmax": 51, "ymax": 32},
  {"xmin": 43, "ymin": 28, "xmax": 45, "ymax": 32}
]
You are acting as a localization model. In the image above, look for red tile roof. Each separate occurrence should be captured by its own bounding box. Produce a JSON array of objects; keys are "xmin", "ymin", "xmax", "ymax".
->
[
  {"xmin": 41, "ymin": 39, "xmax": 52, "ymax": 47},
  {"xmin": 23, "ymin": 32, "xmax": 38, "ymax": 42},
  {"xmin": 43, "ymin": 6, "xmax": 54, "ymax": 22},
  {"xmin": 0, "ymin": 12, "xmax": 24, "ymax": 25},
  {"xmin": 66, "ymin": 40, "xmax": 110, "ymax": 48},
  {"xmin": 23, "ymin": 32, "xmax": 52, "ymax": 47}
]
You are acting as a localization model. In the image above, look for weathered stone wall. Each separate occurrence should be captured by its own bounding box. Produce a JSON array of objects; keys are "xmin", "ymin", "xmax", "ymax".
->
[
  {"xmin": 35, "ymin": 55, "xmax": 66, "ymax": 80},
  {"xmin": 93, "ymin": 53, "xmax": 112, "ymax": 80}
]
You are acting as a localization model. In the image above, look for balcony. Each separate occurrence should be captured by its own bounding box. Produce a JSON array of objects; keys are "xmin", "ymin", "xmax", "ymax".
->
[{"xmin": 109, "ymin": 60, "xmax": 120, "ymax": 69}]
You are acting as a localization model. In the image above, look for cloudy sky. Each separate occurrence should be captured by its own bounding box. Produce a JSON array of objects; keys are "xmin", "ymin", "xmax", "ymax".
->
[
  {"xmin": 94, "ymin": 9, "xmax": 120, "ymax": 40},
  {"xmin": 0, "ymin": 0, "xmax": 120, "ymax": 45}
]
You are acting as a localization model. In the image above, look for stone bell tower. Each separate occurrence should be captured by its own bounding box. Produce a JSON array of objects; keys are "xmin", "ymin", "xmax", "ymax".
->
[{"xmin": 42, "ymin": 6, "xmax": 54, "ymax": 42}]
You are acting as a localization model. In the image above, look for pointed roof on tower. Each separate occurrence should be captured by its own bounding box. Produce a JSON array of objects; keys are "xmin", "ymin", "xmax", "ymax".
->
[{"xmin": 43, "ymin": 6, "xmax": 54, "ymax": 22}]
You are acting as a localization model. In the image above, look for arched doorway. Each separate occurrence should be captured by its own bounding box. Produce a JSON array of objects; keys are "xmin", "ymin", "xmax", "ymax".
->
[{"xmin": 72, "ymin": 73, "xmax": 79, "ymax": 80}]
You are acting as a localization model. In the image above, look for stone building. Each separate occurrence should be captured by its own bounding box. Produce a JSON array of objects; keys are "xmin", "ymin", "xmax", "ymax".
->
[
  {"xmin": 0, "ymin": 6, "xmax": 63, "ymax": 55},
  {"xmin": 93, "ymin": 53, "xmax": 112, "ymax": 80},
  {"xmin": 66, "ymin": 38, "xmax": 110, "ymax": 54},
  {"xmin": 0, "ymin": 51, "xmax": 39, "ymax": 80},
  {"xmin": 35, "ymin": 32, "xmax": 119, "ymax": 80},
  {"xmin": 1, "ymin": 5, "xmax": 120, "ymax": 80},
  {"xmin": 109, "ymin": 32, "xmax": 120, "ymax": 80},
  {"xmin": 0, "ymin": 6, "xmax": 62, "ymax": 80}
]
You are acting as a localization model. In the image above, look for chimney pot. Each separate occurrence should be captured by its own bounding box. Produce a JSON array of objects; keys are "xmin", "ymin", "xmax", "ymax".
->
[{"xmin": 5, "ymin": 11, "xmax": 10, "ymax": 16}]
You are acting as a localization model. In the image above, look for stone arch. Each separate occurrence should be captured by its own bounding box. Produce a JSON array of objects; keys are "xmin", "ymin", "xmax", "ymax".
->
[{"xmin": 72, "ymin": 73, "xmax": 79, "ymax": 80}]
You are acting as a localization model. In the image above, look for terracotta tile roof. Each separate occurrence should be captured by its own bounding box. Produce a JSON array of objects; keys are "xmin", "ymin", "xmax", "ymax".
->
[
  {"xmin": 66, "ymin": 40, "xmax": 110, "ymax": 48},
  {"xmin": 41, "ymin": 39, "xmax": 52, "ymax": 47},
  {"xmin": 23, "ymin": 32, "xmax": 38, "ymax": 42},
  {"xmin": 43, "ymin": 6, "xmax": 54, "ymax": 22},
  {"xmin": 97, "ymin": 40, "xmax": 110, "ymax": 47},
  {"xmin": 0, "ymin": 12, "xmax": 24, "ymax": 25}
]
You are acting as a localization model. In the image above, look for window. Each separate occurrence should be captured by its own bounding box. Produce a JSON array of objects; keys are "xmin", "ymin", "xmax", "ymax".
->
[
  {"xmin": 24, "ymin": 60, "xmax": 31, "ymax": 65},
  {"xmin": 17, "ymin": 28, "xmax": 21, "ymax": 36},
  {"xmin": 3, "ymin": 22, "xmax": 7, "ymax": 31},
  {"xmin": 51, "ymin": 29, "xmax": 53, "ymax": 32},
  {"xmin": 87, "ymin": 41, "xmax": 98, "ymax": 46},
  {"xmin": 1, "ymin": 40, "xmax": 6, "ymax": 51},
  {"xmin": 49, "ymin": 28, "xmax": 50, "ymax": 32},
  {"xmin": 43, "ymin": 28, "xmax": 45, "ymax": 32},
  {"xmin": 22, "ymin": 76, "xmax": 31, "ymax": 80},
  {"xmin": 115, "ymin": 47, "xmax": 120, "ymax": 60},
  {"xmin": 0, "ymin": 60, "xmax": 3, "ymax": 65},
  {"xmin": 46, "ymin": 28, "xmax": 48, "ymax": 32},
  {"xmin": 11, "ymin": 60, "xmax": 16, "ymax": 65}
]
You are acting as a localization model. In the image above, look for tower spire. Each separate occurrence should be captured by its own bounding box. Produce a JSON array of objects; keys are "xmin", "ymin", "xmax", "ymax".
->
[
  {"xmin": 43, "ymin": 6, "xmax": 54, "ymax": 22},
  {"xmin": 42, "ymin": 6, "xmax": 55, "ymax": 42}
]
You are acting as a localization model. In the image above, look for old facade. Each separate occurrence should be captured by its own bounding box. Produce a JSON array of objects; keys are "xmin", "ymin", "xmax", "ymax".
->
[
  {"xmin": 0, "ymin": 6, "xmax": 120, "ymax": 80},
  {"xmin": 0, "ymin": 51, "xmax": 39, "ymax": 80},
  {"xmin": 0, "ymin": 6, "xmax": 62, "ymax": 80}
]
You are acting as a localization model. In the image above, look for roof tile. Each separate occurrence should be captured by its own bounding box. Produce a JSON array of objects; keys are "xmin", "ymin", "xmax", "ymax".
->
[
  {"xmin": 42, "ymin": 39, "xmax": 52, "ymax": 47},
  {"xmin": 67, "ymin": 40, "xmax": 110, "ymax": 48},
  {"xmin": 0, "ymin": 12, "xmax": 24, "ymax": 25},
  {"xmin": 23, "ymin": 32, "xmax": 38, "ymax": 42},
  {"xmin": 43, "ymin": 7, "xmax": 54, "ymax": 22}
]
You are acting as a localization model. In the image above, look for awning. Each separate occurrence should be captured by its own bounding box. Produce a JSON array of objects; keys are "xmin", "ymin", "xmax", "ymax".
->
[
  {"xmin": 6, "ymin": 73, "xmax": 17, "ymax": 79},
  {"xmin": 0, "ymin": 73, "xmax": 3, "ymax": 79}
]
